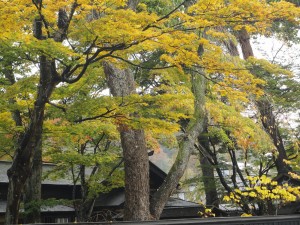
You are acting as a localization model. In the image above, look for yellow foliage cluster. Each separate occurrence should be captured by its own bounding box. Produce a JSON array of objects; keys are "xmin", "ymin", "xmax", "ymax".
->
[
  {"xmin": 1, "ymin": 0, "xmax": 299, "ymax": 163},
  {"xmin": 189, "ymin": 0, "xmax": 300, "ymax": 34},
  {"xmin": 198, "ymin": 207, "xmax": 215, "ymax": 218},
  {"xmin": 246, "ymin": 57, "xmax": 293, "ymax": 77},
  {"xmin": 1, "ymin": 0, "xmax": 299, "ymax": 72},
  {"xmin": 206, "ymin": 100, "xmax": 275, "ymax": 153},
  {"xmin": 223, "ymin": 175, "xmax": 300, "ymax": 214}
]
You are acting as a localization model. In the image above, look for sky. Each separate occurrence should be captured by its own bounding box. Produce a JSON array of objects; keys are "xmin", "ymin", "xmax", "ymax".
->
[{"xmin": 251, "ymin": 35, "xmax": 300, "ymax": 129}]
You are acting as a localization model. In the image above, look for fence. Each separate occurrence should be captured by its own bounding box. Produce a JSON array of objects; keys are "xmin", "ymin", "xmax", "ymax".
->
[{"xmin": 32, "ymin": 214, "xmax": 300, "ymax": 225}]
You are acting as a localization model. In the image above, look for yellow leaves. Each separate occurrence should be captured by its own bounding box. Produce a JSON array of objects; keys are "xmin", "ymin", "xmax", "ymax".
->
[
  {"xmin": 206, "ymin": 29, "xmax": 236, "ymax": 42},
  {"xmin": 0, "ymin": 112, "xmax": 15, "ymax": 128},
  {"xmin": 187, "ymin": 0, "xmax": 300, "ymax": 35},
  {"xmin": 248, "ymin": 192, "xmax": 257, "ymax": 198},
  {"xmin": 247, "ymin": 57, "xmax": 293, "ymax": 77},
  {"xmin": 156, "ymin": 31, "xmax": 200, "ymax": 69},
  {"xmin": 206, "ymin": 99, "xmax": 274, "ymax": 152},
  {"xmin": 241, "ymin": 213, "xmax": 252, "ymax": 217},
  {"xmin": 270, "ymin": 1, "xmax": 300, "ymax": 22},
  {"xmin": 223, "ymin": 175, "xmax": 300, "ymax": 211},
  {"xmin": 289, "ymin": 172, "xmax": 300, "ymax": 180},
  {"xmin": 198, "ymin": 207, "xmax": 216, "ymax": 218},
  {"xmin": 198, "ymin": 41, "xmax": 266, "ymax": 105},
  {"xmin": 223, "ymin": 195, "xmax": 231, "ymax": 201}
]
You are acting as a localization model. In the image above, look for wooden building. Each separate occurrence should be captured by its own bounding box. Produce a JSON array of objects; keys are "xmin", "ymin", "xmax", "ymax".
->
[{"xmin": 0, "ymin": 161, "xmax": 203, "ymax": 223}]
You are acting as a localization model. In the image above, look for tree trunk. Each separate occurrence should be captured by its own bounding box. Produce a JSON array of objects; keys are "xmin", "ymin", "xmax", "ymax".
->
[
  {"xmin": 23, "ymin": 141, "xmax": 42, "ymax": 224},
  {"xmin": 256, "ymin": 99, "xmax": 290, "ymax": 174},
  {"xmin": 127, "ymin": 0, "xmax": 139, "ymax": 10},
  {"xmin": 150, "ymin": 46, "xmax": 207, "ymax": 219},
  {"xmin": 223, "ymin": 28, "xmax": 291, "ymax": 176},
  {"xmin": 198, "ymin": 129, "xmax": 219, "ymax": 206},
  {"xmin": 237, "ymin": 28, "xmax": 254, "ymax": 59},
  {"xmin": 5, "ymin": 15, "xmax": 57, "ymax": 223},
  {"xmin": 4, "ymin": 32, "xmax": 42, "ymax": 225},
  {"xmin": 236, "ymin": 28, "xmax": 291, "ymax": 175},
  {"xmin": 122, "ymin": 129, "xmax": 150, "ymax": 220},
  {"xmin": 5, "ymin": 55, "xmax": 56, "ymax": 224},
  {"xmin": 103, "ymin": 62, "xmax": 150, "ymax": 221}
]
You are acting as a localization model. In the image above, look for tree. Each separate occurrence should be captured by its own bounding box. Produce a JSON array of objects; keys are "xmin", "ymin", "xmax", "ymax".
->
[
  {"xmin": 1, "ymin": 0, "xmax": 299, "ymax": 223},
  {"xmin": 0, "ymin": 0, "xmax": 195, "ymax": 222}
]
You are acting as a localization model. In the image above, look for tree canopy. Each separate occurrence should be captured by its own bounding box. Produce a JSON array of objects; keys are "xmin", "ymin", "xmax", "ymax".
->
[{"xmin": 0, "ymin": 0, "xmax": 300, "ymax": 223}]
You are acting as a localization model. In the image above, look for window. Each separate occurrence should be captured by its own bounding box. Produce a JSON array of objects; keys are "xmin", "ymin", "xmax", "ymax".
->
[{"xmin": 55, "ymin": 217, "xmax": 69, "ymax": 223}]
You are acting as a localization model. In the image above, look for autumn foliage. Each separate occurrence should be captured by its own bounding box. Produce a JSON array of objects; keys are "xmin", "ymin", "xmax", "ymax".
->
[{"xmin": 0, "ymin": 0, "xmax": 300, "ymax": 223}]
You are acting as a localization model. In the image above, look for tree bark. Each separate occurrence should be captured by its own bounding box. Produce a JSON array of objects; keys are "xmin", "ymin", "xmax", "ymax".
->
[
  {"xmin": 3, "ymin": 44, "xmax": 43, "ymax": 225},
  {"xmin": 150, "ymin": 46, "xmax": 207, "ymax": 219},
  {"xmin": 5, "ymin": 55, "xmax": 56, "ymax": 224},
  {"xmin": 127, "ymin": 0, "xmax": 139, "ymax": 10},
  {"xmin": 103, "ymin": 62, "xmax": 150, "ymax": 221},
  {"xmin": 23, "ymin": 141, "xmax": 42, "ymax": 224},
  {"xmin": 5, "ymin": 15, "xmax": 57, "ymax": 224},
  {"xmin": 236, "ymin": 28, "xmax": 291, "ymax": 175},
  {"xmin": 198, "ymin": 129, "xmax": 219, "ymax": 206},
  {"xmin": 237, "ymin": 28, "xmax": 254, "ymax": 59},
  {"xmin": 224, "ymin": 28, "xmax": 291, "ymax": 176},
  {"xmin": 256, "ymin": 99, "xmax": 290, "ymax": 174}
]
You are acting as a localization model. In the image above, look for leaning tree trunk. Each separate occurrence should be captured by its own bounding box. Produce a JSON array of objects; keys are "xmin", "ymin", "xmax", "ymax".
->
[
  {"xmin": 103, "ymin": 62, "xmax": 150, "ymax": 221},
  {"xmin": 256, "ymin": 99, "xmax": 290, "ymax": 174},
  {"xmin": 150, "ymin": 45, "xmax": 207, "ymax": 219},
  {"xmin": 236, "ymin": 28, "xmax": 291, "ymax": 175}
]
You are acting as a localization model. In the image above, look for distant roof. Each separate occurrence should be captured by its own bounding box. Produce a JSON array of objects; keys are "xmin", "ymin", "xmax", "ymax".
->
[
  {"xmin": 165, "ymin": 198, "xmax": 201, "ymax": 208},
  {"xmin": 95, "ymin": 189, "xmax": 201, "ymax": 209},
  {"xmin": 0, "ymin": 161, "xmax": 74, "ymax": 185},
  {"xmin": 0, "ymin": 201, "xmax": 74, "ymax": 213},
  {"xmin": 0, "ymin": 160, "xmax": 167, "ymax": 186},
  {"xmin": 95, "ymin": 188, "xmax": 125, "ymax": 207}
]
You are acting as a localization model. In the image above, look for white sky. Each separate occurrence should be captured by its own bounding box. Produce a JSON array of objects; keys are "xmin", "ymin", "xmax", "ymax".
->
[{"xmin": 251, "ymin": 35, "xmax": 300, "ymax": 129}]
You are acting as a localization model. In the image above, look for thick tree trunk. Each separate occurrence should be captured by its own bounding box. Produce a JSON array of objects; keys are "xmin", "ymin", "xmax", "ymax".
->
[
  {"xmin": 5, "ymin": 15, "xmax": 57, "ymax": 223},
  {"xmin": 121, "ymin": 129, "xmax": 150, "ymax": 220},
  {"xmin": 5, "ymin": 54, "xmax": 56, "ymax": 224},
  {"xmin": 237, "ymin": 28, "xmax": 254, "ymax": 59},
  {"xmin": 23, "ymin": 141, "xmax": 42, "ymax": 224},
  {"xmin": 103, "ymin": 62, "xmax": 150, "ymax": 221}
]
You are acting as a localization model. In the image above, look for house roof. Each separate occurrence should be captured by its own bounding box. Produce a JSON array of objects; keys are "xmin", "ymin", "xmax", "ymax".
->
[
  {"xmin": 94, "ymin": 188, "xmax": 201, "ymax": 209},
  {"xmin": 0, "ymin": 161, "xmax": 74, "ymax": 185},
  {"xmin": 0, "ymin": 201, "xmax": 74, "ymax": 213},
  {"xmin": 0, "ymin": 160, "xmax": 167, "ymax": 187},
  {"xmin": 0, "ymin": 160, "xmax": 203, "ymax": 219},
  {"xmin": 165, "ymin": 198, "xmax": 201, "ymax": 208}
]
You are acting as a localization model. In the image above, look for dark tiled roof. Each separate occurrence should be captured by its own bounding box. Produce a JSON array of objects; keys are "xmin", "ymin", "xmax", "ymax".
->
[
  {"xmin": 0, "ymin": 161, "xmax": 74, "ymax": 185},
  {"xmin": 165, "ymin": 198, "xmax": 201, "ymax": 208},
  {"xmin": 0, "ymin": 201, "xmax": 74, "ymax": 213}
]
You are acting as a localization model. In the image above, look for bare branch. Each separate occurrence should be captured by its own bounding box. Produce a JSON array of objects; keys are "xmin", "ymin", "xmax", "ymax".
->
[{"xmin": 46, "ymin": 100, "xmax": 66, "ymax": 112}]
